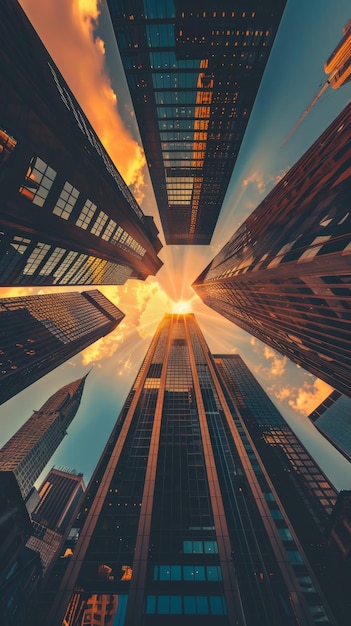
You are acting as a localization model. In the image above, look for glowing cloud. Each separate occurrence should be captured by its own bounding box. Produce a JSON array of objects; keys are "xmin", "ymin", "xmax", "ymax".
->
[
  {"xmin": 288, "ymin": 378, "xmax": 334, "ymax": 416},
  {"xmin": 19, "ymin": 0, "xmax": 146, "ymax": 202},
  {"xmin": 263, "ymin": 346, "xmax": 287, "ymax": 377}
]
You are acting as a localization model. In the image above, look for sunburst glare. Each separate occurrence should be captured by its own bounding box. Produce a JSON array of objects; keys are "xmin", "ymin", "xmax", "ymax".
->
[{"xmin": 172, "ymin": 300, "xmax": 193, "ymax": 314}]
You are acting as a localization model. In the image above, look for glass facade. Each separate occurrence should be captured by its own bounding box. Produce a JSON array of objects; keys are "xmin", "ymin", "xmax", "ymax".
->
[
  {"xmin": 193, "ymin": 103, "xmax": 351, "ymax": 397},
  {"xmin": 107, "ymin": 0, "xmax": 287, "ymax": 243},
  {"xmin": 0, "ymin": 377, "xmax": 87, "ymax": 499},
  {"xmin": 45, "ymin": 314, "xmax": 334, "ymax": 626},
  {"xmin": 0, "ymin": 290, "xmax": 124, "ymax": 404},
  {"xmin": 0, "ymin": 1, "xmax": 162, "ymax": 286}
]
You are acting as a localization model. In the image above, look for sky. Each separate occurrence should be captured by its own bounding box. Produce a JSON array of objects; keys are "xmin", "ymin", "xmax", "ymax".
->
[{"xmin": 1, "ymin": 0, "xmax": 351, "ymax": 492}]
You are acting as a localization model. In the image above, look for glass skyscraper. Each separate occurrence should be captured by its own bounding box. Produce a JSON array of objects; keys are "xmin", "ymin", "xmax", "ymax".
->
[
  {"xmin": 0, "ymin": 0, "xmax": 162, "ymax": 286},
  {"xmin": 193, "ymin": 103, "xmax": 351, "ymax": 397},
  {"xmin": 0, "ymin": 289, "xmax": 124, "ymax": 404},
  {"xmin": 0, "ymin": 376, "xmax": 87, "ymax": 499},
  {"xmin": 43, "ymin": 314, "xmax": 335, "ymax": 626},
  {"xmin": 107, "ymin": 0, "xmax": 287, "ymax": 244}
]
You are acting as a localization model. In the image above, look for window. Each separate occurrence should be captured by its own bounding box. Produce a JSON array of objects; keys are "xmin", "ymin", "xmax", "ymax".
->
[
  {"xmin": 53, "ymin": 182, "xmax": 79, "ymax": 219},
  {"xmin": 19, "ymin": 157, "xmax": 56, "ymax": 206},
  {"xmin": 76, "ymin": 199, "xmax": 97, "ymax": 229},
  {"xmin": 23, "ymin": 243, "xmax": 50, "ymax": 275},
  {"xmin": 91, "ymin": 211, "xmax": 108, "ymax": 236}
]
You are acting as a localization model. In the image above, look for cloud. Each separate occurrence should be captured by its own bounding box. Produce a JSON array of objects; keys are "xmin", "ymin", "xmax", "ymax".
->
[
  {"xmin": 241, "ymin": 171, "xmax": 266, "ymax": 194},
  {"xmin": 19, "ymin": 0, "xmax": 146, "ymax": 202},
  {"xmin": 263, "ymin": 346, "xmax": 287, "ymax": 377},
  {"xmin": 79, "ymin": 279, "xmax": 174, "ymax": 365},
  {"xmin": 81, "ymin": 321, "xmax": 128, "ymax": 365},
  {"xmin": 241, "ymin": 168, "xmax": 290, "ymax": 197},
  {"xmin": 288, "ymin": 378, "xmax": 334, "ymax": 416}
]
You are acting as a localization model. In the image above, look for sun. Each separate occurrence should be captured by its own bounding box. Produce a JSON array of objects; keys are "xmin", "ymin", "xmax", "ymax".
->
[{"xmin": 172, "ymin": 300, "xmax": 193, "ymax": 314}]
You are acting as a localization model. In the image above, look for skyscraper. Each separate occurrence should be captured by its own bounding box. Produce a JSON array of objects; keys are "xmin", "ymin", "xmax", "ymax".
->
[
  {"xmin": 27, "ymin": 468, "xmax": 86, "ymax": 575},
  {"xmin": 107, "ymin": 0, "xmax": 287, "ymax": 244},
  {"xmin": 0, "ymin": 289, "xmax": 124, "ymax": 404},
  {"xmin": 193, "ymin": 103, "xmax": 351, "ymax": 397},
  {"xmin": 0, "ymin": 376, "xmax": 87, "ymax": 499},
  {"xmin": 45, "ymin": 314, "xmax": 334, "ymax": 626},
  {"xmin": 0, "ymin": 0, "xmax": 162, "ymax": 286},
  {"xmin": 309, "ymin": 391, "xmax": 351, "ymax": 463}
]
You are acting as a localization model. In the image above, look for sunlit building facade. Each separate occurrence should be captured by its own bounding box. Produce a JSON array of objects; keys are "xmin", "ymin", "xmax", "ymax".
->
[
  {"xmin": 0, "ymin": 376, "xmax": 87, "ymax": 499},
  {"xmin": 193, "ymin": 103, "xmax": 351, "ymax": 397},
  {"xmin": 0, "ymin": 289, "xmax": 124, "ymax": 404},
  {"xmin": 44, "ymin": 314, "xmax": 334, "ymax": 626},
  {"xmin": 107, "ymin": 0, "xmax": 287, "ymax": 244},
  {"xmin": 0, "ymin": 0, "xmax": 162, "ymax": 286}
]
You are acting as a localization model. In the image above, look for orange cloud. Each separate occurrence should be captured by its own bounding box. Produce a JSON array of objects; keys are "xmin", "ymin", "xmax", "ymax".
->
[
  {"xmin": 288, "ymin": 378, "xmax": 334, "ymax": 416},
  {"xmin": 19, "ymin": 0, "xmax": 146, "ymax": 202},
  {"xmin": 263, "ymin": 346, "xmax": 287, "ymax": 377}
]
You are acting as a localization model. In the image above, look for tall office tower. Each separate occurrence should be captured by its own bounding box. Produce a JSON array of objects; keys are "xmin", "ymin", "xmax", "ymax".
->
[
  {"xmin": 0, "ymin": 376, "xmax": 87, "ymax": 499},
  {"xmin": 212, "ymin": 354, "xmax": 350, "ymax": 624},
  {"xmin": 45, "ymin": 314, "xmax": 334, "ymax": 626},
  {"xmin": 27, "ymin": 468, "xmax": 86, "ymax": 575},
  {"xmin": 193, "ymin": 103, "xmax": 351, "ymax": 396},
  {"xmin": 0, "ymin": 289, "xmax": 124, "ymax": 404},
  {"xmin": 0, "ymin": 1, "xmax": 162, "ymax": 286},
  {"xmin": 309, "ymin": 391, "xmax": 351, "ymax": 463},
  {"xmin": 107, "ymin": 0, "xmax": 287, "ymax": 244}
]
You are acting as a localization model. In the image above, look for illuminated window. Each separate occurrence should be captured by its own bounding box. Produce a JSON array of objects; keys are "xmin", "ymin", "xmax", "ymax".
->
[
  {"xmin": 19, "ymin": 157, "xmax": 56, "ymax": 207},
  {"xmin": 76, "ymin": 199, "xmax": 97, "ymax": 229},
  {"xmin": 53, "ymin": 182, "xmax": 80, "ymax": 220},
  {"xmin": 91, "ymin": 211, "xmax": 108, "ymax": 236},
  {"xmin": 23, "ymin": 243, "xmax": 51, "ymax": 275}
]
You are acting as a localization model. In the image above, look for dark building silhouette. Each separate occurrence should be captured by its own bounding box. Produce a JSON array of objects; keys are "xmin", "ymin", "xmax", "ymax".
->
[
  {"xmin": 107, "ymin": 0, "xmax": 287, "ymax": 244},
  {"xmin": 309, "ymin": 391, "xmax": 351, "ymax": 463},
  {"xmin": 326, "ymin": 491, "xmax": 351, "ymax": 564},
  {"xmin": 0, "ymin": 0, "xmax": 162, "ymax": 286},
  {"xmin": 0, "ymin": 377, "xmax": 87, "ymax": 499},
  {"xmin": 0, "ymin": 289, "xmax": 123, "ymax": 404},
  {"xmin": 0, "ymin": 472, "xmax": 42, "ymax": 626},
  {"xmin": 193, "ymin": 103, "xmax": 351, "ymax": 397},
  {"xmin": 27, "ymin": 468, "xmax": 86, "ymax": 576},
  {"xmin": 43, "ymin": 314, "xmax": 334, "ymax": 626}
]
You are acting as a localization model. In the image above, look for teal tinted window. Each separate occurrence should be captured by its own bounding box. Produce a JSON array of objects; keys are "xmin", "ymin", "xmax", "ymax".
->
[
  {"xmin": 146, "ymin": 596, "xmax": 156, "ymax": 614},
  {"xmin": 206, "ymin": 566, "xmax": 222, "ymax": 581},
  {"xmin": 158, "ymin": 596, "xmax": 170, "ymax": 614},
  {"xmin": 204, "ymin": 541, "xmax": 218, "ymax": 554},
  {"xmin": 196, "ymin": 596, "xmax": 209, "ymax": 614},
  {"xmin": 171, "ymin": 565, "xmax": 182, "ymax": 580},
  {"xmin": 278, "ymin": 528, "xmax": 293, "ymax": 542},
  {"xmin": 159, "ymin": 565, "xmax": 171, "ymax": 580},
  {"xmin": 287, "ymin": 550, "xmax": 304, "ymax": 565},
  {"xmin": 210, "ymin": 596, "xmax": 227, "ymax": 615},
  {"xmin": 271, "ymin": 508, "xmax": 283, "ymax": 520},
  {"xmin": 170, "ymin": 596, "xmax": 182, "ymax": 614},
  {"xmin": 184, "ymin": 596, "xmax": 196, "ymax": 614},
  {"xmin": 183, "ymin": 541, "xmax": 192, "ymax": 553}
]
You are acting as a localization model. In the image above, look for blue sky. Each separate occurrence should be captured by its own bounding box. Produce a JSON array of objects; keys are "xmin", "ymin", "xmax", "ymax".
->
[{"xmin": 1, "ymin": 0, "xmax": 351, "ymax": 492}]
